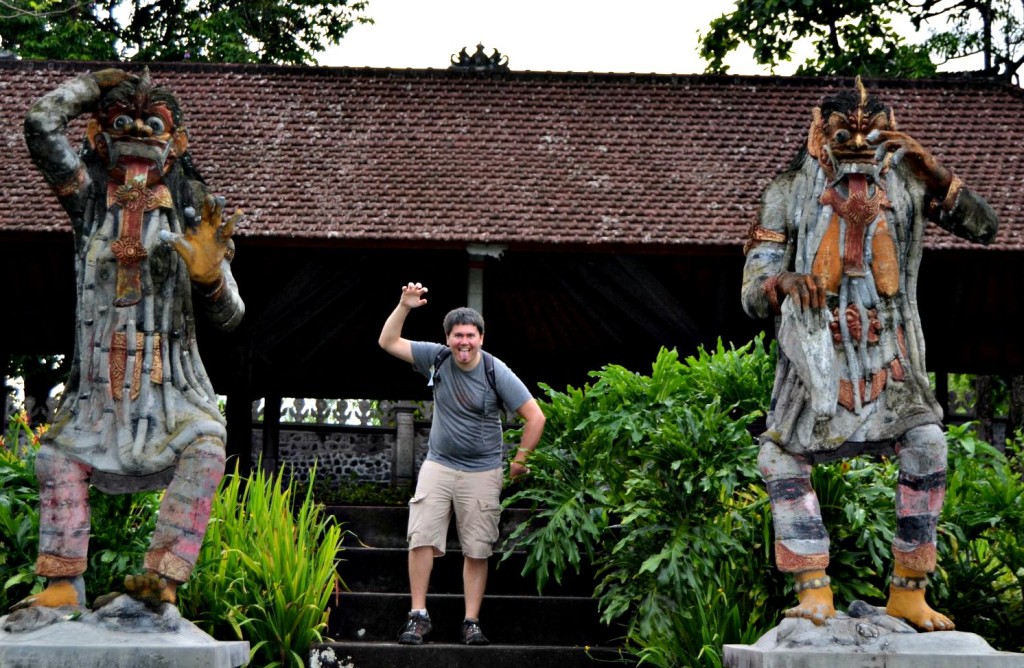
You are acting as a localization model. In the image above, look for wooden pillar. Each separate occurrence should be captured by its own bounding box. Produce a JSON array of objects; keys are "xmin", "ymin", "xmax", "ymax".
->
[
  {"xmin": 1009, "ymin": 375, "xmax": 1024, "ymax": 443},
  {"xmin": 467, "ymin": 257, "xmax": 484, "ymax": 314},
  {"xmin": 262, "ymin": 395, "xmax": 282, "ymax": 475},
  {"xmin": 934, "ymin": 370, "xmax": 949, "ymax": 421},
  {"xmin": 465, "ymin": 244, "xmax": 506, "ymax": 315},
  {"xmin": 0, "ymin": 349, "xmax": 9, "ymax": 429},
  {"xmin": 393, "ymin": 401, "xmax": 418, "ymax": 487},
  {"xmin": 974, "ymin": 375, "xmax": 996, "ymax": 447},
  {"xmin": 225, "ymin": 390, "xmax": 254, "ymax": 477}
]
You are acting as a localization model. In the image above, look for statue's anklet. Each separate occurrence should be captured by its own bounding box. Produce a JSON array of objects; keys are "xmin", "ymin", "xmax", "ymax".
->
[
  {"xmin": 794, "ymin": 575, "xmax": 831, "ymax": 592},
  {"xmin": 890, "ymin": 574, "xmax": 928, "ymax": 590}
]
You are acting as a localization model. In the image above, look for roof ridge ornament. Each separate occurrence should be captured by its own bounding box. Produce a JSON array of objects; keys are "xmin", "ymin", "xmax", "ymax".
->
[{"xmin": 450, "ymin": 43, "xmax": 509, "ymax": 72}]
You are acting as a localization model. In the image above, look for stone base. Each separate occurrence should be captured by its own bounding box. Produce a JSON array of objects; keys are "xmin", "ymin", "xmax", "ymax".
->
[
  {"xmin": 725, "ymin": 614, "xmax": 1024, "ymax": 668},
  {"xmin": 0, "ymin": 601, "xmax": 249, "ymax": 668}
]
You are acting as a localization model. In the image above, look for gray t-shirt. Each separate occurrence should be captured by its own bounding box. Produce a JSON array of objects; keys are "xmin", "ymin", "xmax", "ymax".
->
[{"xmin": 411, "ymin": 341, "xmax": 533, "ymax": 472}]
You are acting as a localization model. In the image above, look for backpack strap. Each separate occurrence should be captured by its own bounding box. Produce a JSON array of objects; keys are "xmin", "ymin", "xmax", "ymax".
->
[
  {"xmin": 432, "ymin": 347, "xmax": 452, "ymax": 376},
  {"xmin": 481, "ymin": 351, "xmax": 505, "ymax": 414}
]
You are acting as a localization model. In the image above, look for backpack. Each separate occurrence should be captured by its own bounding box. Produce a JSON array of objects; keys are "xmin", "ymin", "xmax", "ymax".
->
[{"xmin": 430, "ymin": 347, "xmax": 505, "ymax": 414}]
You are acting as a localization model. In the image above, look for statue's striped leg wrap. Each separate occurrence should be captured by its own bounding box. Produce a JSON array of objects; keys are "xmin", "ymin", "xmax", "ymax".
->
[
  {"xmin": 893, "ymin": 424, "xmax": 946, "ymax": 573},
  {"xmin": 34, "ymin": 444, "xmax": 92, "ymax": 578},
  {"xmin": 758, "ymin": 440, "xmax": 830, "ymax": 573},
  {"xmin": 144, "ymin": 436, "xmax": 226, "ymax": 582}
]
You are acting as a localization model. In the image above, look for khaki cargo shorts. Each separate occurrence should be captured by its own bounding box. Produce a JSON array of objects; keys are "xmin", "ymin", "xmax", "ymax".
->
[{"xmin": 407, "ymin": 460, "xmax": 503, "ymax": 559}]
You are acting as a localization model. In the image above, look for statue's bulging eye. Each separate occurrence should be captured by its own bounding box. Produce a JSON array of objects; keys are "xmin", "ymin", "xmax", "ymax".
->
[
  {"xmin": 833, "ymin": 129, "xmax": 851, "ymax": 144},
  {"xmin": 146, "ymin": 117, "xmax": 166, "ymax": 134},
  {"xmin": 112, "ymin": 115, "xmax": 133, "ymax": 131}
]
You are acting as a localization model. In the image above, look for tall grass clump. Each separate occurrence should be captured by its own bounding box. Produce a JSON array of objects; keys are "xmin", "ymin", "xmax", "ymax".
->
[{"xmin": 179, "ymin": 461, "xmax": 345, "ymax": 668}]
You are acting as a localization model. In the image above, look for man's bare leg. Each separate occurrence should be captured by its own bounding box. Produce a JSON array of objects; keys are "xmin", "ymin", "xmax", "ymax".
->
[
  {"xmin": 463, "ymin": 556, "xmax": 488, "ymax": 620},
  {"xmin": 408, "ymin": 545, "xmax": 435, "ymax": 610}
]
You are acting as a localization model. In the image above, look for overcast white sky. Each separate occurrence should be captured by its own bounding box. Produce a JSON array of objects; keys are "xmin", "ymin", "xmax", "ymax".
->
[
  {"xmin": 319, "ymin": 0, "xmax": 804, "ymax": 74},
  {"xmin": 318, "ymin": 0, "xmax": 950, "ymax": 75}
]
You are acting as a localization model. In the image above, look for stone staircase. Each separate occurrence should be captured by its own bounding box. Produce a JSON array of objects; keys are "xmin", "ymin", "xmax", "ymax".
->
[{"xmin": 309, "ymin": 504, "xmax": 635, "ymax": 668}]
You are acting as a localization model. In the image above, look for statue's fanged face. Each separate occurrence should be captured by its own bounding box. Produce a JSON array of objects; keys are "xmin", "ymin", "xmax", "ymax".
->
[{"xmin": 89, "ymin": 74, "xmax": 188, "ymax": 184}]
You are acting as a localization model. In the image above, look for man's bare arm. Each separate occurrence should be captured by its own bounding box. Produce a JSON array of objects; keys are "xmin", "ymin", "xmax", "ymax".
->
[
  {"xmin": 510, "ymin": 398, "xmax": 546, "ymax": 480},
  {"xmin": 378, "ymin": 282, "xmax": 428, "ymax": 363}
]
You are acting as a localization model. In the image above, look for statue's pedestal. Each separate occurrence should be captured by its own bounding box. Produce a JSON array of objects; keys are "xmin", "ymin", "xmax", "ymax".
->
[
  {"xmin": 0, "ymin": 598, "xmax": 249, "ymax": 668},
  {"xmin": 725, "ymin": 615, "xmax": 1024, "ymax": 668}
]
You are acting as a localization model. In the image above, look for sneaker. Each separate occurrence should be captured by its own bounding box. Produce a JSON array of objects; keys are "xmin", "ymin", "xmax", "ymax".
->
[
  {"xmin": 462, "ymin": 618, "xmax": 489, "ymax": 645},
  {"xmin": 398, "ymin": 611, "xmax": 432, "ymax": 645}
]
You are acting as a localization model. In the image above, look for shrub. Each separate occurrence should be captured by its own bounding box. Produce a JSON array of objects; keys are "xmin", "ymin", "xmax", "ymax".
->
[
  {"xmin": 503, "ymin": 336, "xmax": 783, "ymax": 666},
  {"xmin": 505, "ymin": 335, "xmax": 1024, "ymax": 666},
  {"xmin": 84, "ymin": 487, "xmax": 162, "ymax": 600},
  {"xmin": 0, "ymin": 412, "xmax": 160, "ymax": 609},
  {"xmin": 931, "ymin": 425, "xmax": 1024, "ymax": 652},
  {"xmin": 302, "ymin": 475, "xmax": 412, "ymax": 506},
  {"xmin": 0, "ymin": 412, "xmax": 43, "ymax": 610}
]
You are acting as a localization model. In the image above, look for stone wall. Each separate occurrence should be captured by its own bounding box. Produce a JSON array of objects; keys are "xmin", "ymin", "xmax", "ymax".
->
[{"xmin": 251, "ymin": 425, "xmax": 431, "ymax": 487}]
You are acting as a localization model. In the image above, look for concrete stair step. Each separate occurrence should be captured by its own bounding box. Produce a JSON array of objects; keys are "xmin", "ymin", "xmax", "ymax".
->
[
  {"xmin": 310, "ymin": 642, "xmax": 636, "ymax": 668},
  {"xmin": 321, "ymin": 504, "xmax": 636, "ymax": 668},
  {"xmin": 328, "ymin": 592, "xmax": 621, "ymax": 646},
  {"xmin": 338, "ymin": 547, "xmax": 596, "ymax": 597}
]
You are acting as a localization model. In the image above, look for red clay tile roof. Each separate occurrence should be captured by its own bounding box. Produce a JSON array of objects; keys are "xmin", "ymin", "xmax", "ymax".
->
[{"xmin": 2, "ymin": 59, "xmax": 1023, "ymax": 252}]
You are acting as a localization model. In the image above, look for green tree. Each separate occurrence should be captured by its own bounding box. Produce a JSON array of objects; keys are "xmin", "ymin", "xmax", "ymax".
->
[
  {"xmin": 0, "ymin": 0, "xmax": 371, "ymax": 65},
  {"xmin": 699, "ymin": 0, "xmax": 937, "ymax": 77},
  {"xmin": 910, "ymin": 0, "xmax": 1024, "ymax": 80}
]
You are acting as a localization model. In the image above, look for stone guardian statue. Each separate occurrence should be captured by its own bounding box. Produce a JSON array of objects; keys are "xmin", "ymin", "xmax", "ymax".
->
[
  {"xmin": 741, "ymin": 77, "xmax": 998, "ymax": 631},
  {"xmin": 14, "ymin": 67, "xmax": 243, "ymax": 613}
]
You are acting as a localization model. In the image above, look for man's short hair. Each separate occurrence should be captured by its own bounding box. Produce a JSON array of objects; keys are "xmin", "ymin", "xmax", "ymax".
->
[{"xmin": 443, "ymin": 307, "xmax": 485, "ymax": 337}]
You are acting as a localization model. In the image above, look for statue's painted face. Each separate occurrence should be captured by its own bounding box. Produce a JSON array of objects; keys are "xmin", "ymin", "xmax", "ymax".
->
[
  {"xmin": 89, "ymin": 78, "xmax": 188, "ymax": 184},
  {"xmin": 102, "ymin": 99, "xmax": 176, "ymax": 145},
  {"xmin": 823, "ymin": 106, "xmax": 891, "ymax": 165}
]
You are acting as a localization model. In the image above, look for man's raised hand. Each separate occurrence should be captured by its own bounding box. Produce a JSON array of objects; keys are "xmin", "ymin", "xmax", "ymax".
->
[{"xmin": 400, "ymin": 282, "xmax": 429, "ymax": 309}]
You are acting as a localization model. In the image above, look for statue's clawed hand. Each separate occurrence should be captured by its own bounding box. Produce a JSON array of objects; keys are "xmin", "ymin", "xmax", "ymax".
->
[
  {"xmin": 92, "ymin": 68, "xmax": 137, "ymax": 91},
  {"xmin": 776, "ymin": 271, "xmax": 826, "ymax": 311},
  {"xmin": 868, "ymin": 129, "xmax": 952, "ymax": 194},
  {"xmin": 160, "ymin": 194, "xmax": 240, "ymax": 289}
]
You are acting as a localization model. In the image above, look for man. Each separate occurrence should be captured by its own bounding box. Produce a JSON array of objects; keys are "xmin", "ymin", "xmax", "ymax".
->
[
  {"xmin": 15, "ymin": 67, "xmax": 243, "ymax": 613},
  {"xmin": 379, "ymin": 282, "xmax": 546, "ymax": 645},
  {"xmin": 741, "ymin": 77, "xmax": 998, "ymax": 631}
]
